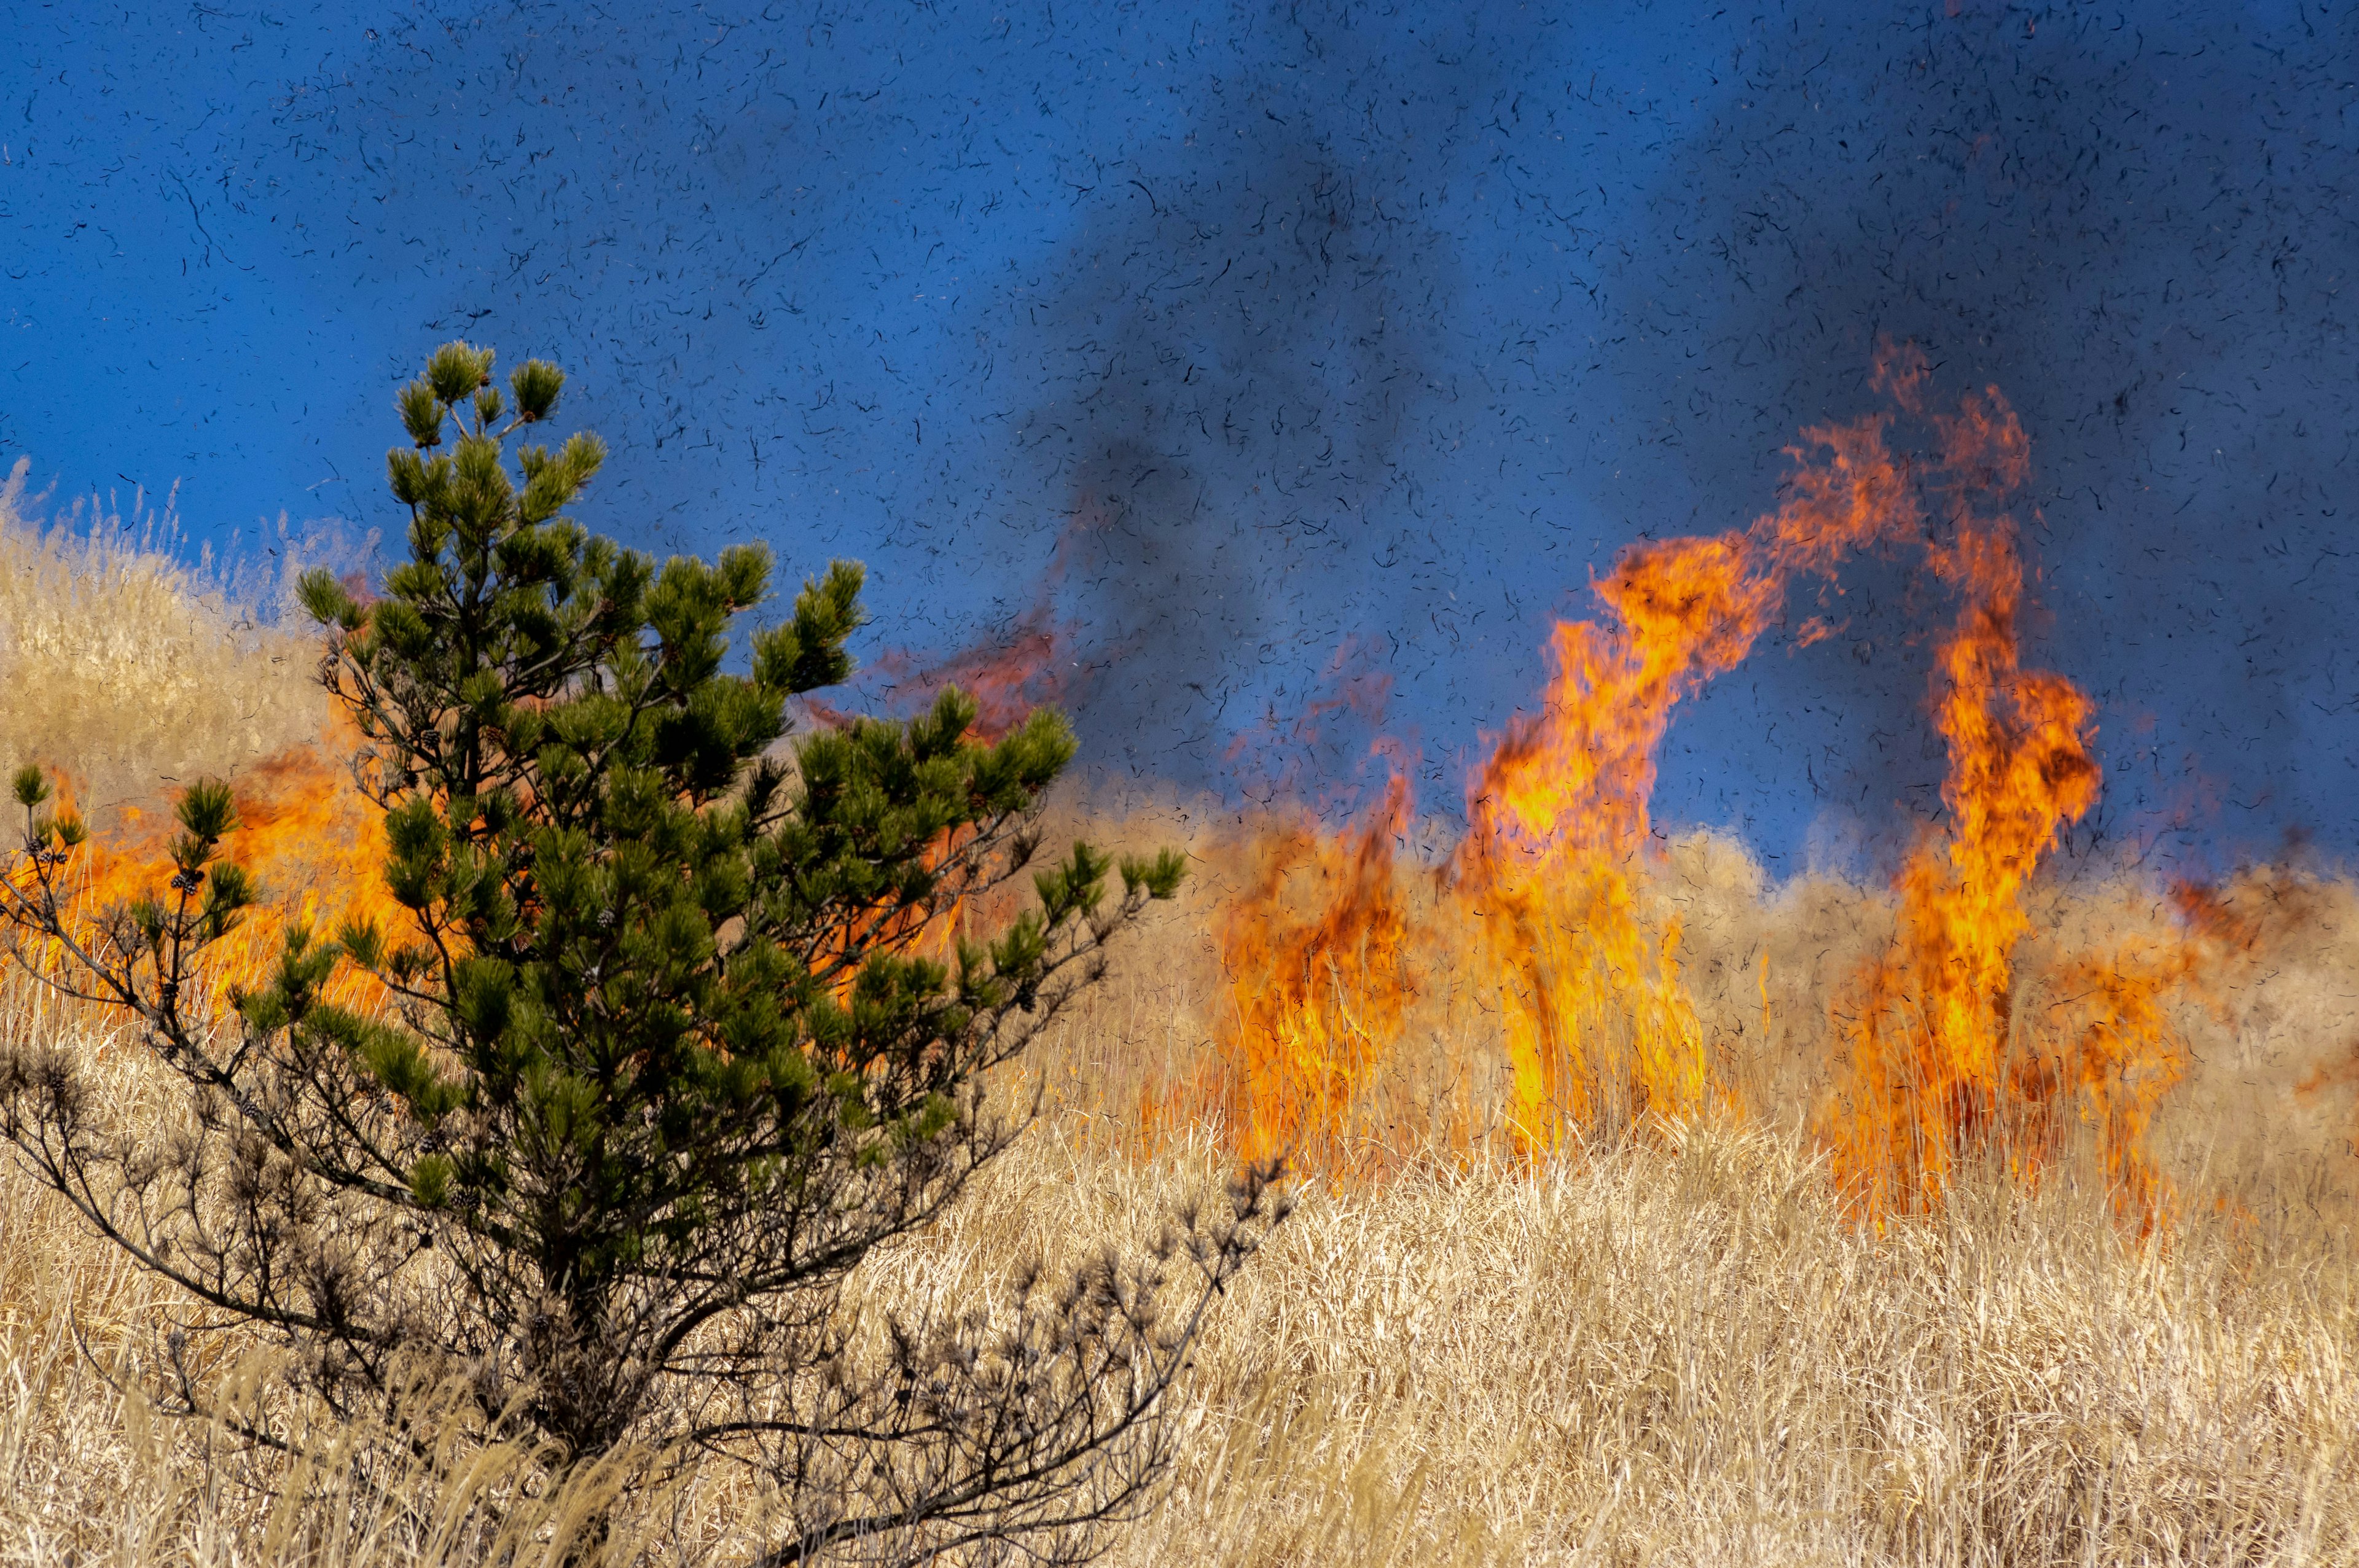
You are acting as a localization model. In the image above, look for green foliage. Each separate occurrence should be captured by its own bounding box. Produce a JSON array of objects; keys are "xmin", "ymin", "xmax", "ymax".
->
[
  {"xmin": 0, "ymin": 343, "xmax": 1281, "ymax": 1566},
  {"xmin": 294, "ymin": 348, "xmax": 1179, "ymax": 1370}
]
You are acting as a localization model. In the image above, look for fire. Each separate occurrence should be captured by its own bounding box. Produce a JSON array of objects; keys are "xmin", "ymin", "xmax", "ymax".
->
[
  {"xmin": 1181, "ymin": 768, "xmax": 1418, "ymax": 1171},
  {"xmin": 1817, "ymin": 376, "xmax": 2099, "ymax": 1220},
  {"xmin": 1193, "ymin": 401, "xmax": 1921, "ymax": 1166},
  {"xmin": 18, "ymin": 349, "xmax": 2242, "ymax": 1229},
  {"xmin": 1457, "ymin": 414, "xmax": 1911, "ymax": 1148},
  {"xmin": 1191, "ymin": 346, "xmax": 2226, "ymax": 1225},
  {"xmin": 1815, "ymin": 366, "xmax": 2211, "ymax": 1229},
  {"xmin": 31, "ymin": 733, "xmax": 397, "ymax": 1023}
]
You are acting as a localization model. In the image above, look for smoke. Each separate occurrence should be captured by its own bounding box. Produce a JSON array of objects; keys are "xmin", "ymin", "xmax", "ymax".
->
[
  {"xmin": 1002, "ymin": 23, "xmax": 1514, "ymax": 789},
  {"xmin": 20, "ymin": 0, "xmax": 2359, "ymax": 860}
]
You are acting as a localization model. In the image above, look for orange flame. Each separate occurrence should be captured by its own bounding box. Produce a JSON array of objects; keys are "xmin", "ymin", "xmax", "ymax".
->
[
  {"xmin": 1191, "ymin": 348, "xmax": 2225, "ymax": 1227},
  {"xmin": 1182, "ymin": 766, "xmax": 1418, "ymax": 1172},
  {"xmin": 18, "ymin": 353, "xmax": 2240, "ymax": 1233},
  {"xmin": 32, "ymin": 735, "xmax": 397, "ymax": 1024},
  {"xmin": 1817, "ymin": 368, "xmax": 2193, "ymax": 1228},
  {"xmin": 1194, "ymin": 403, "xmax": 1923, "ymax": 1169},
  {"xmin": 1453, "ymin": 408, "xmax": 1917, "ymax": 1150}
]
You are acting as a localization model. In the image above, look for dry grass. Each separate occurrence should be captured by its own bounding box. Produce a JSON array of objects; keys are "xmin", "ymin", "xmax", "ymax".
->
[
  {"xmin": 1, "ymin": 491, "xmax": 2355, "ymax": 1566},
  {"xmin": 0, "ymin": 459, "xmax": 323, "ymax": 817}
]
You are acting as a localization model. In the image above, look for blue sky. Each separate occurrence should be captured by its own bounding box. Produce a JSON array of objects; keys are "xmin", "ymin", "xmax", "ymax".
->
[{"xmin": 7, "ymin": 1, "xmax": 2355, "ymax": 873}]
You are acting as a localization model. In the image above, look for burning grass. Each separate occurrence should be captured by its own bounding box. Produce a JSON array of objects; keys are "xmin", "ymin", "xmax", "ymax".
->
[
  {"xmin": 1180, "ymin": 350, "xmax": 2262, "ymax": 1236},
  {"xmin": 4, "ymin": 404, "xmax": 2358, "ymax": 1561}
]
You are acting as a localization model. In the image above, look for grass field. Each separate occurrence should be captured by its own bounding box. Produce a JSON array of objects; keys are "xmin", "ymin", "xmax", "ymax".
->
[{"xmin": 2, "ymin": 469, "xmax": 2355, "ymax": 1566}]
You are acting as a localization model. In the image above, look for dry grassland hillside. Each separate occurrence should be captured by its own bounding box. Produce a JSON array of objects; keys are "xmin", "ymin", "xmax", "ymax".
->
[{"xmin": 1, "ymin": 477, "xmax": 2355, "ymax": 1566}]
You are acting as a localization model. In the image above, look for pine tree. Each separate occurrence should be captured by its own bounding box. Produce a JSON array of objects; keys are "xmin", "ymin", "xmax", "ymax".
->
[{"xmin": 0, "ymin": 341, "xmax": 1285, "ymax": 1564}]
